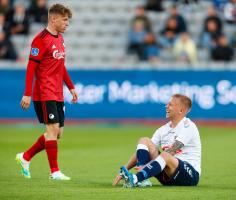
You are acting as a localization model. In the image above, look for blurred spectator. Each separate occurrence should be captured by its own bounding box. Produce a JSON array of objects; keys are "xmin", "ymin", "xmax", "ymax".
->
[
  {"xmin": 6, "ymin": 1, "xmax": 30, "ymax": 35},
  {"xmin": 127, "ymin": 20, "xmax": 148, "ymax": 61},
  {"xmin": 144, "ymin": 33, "xmax": 160, "ymax": 62},
  {"xmin": 199, "ymin": 19, "xmax": 222, "ymax": 49},
  {"xmin": 223, "ymin": 0, "xmax": 236, "ymax": 24},
  {"xmin": 0, "ymin": 31, "xmax": 18, "ymax": 60},
  {"xmin": 212, "ymin": 0, "xmax": 228, "ymax": 11},
  {"xmin": 203, "ymin": 5, "xmax": 223, "ymax": 34},
  {"xmin": 0, "ymin": 13, "xmax": 10, "ymax": 36},
  {"xmin": 173, "ymin": 32, "xmax": 197, "ymax": 63},
  {"xmin": 145, "ymin": 0, "xmax": 164, "ymax": 12},
  {"xmin": 27, "ymin": 0, "xmax": 48, "ymax": 24},
  {"xmin": 173, "ymin": 0, "xmax": 199, "ymax": 4},
  {"xmin": 0, "ymin": 0, "xmax": 11, "ymax": 15},
  {"xmin": 131, "ymin": 6, "xmax": 152, "ymax": 32},
  {"xmin": 231, "ymin": 31, "xmax": 236, "ymax": 48},
  {"xmin": 159, "ymin": 17, "xmax": 180, "ymax": 48},
  {"xmin": 169, "ymin": 5, "xmax": 187, "ymax": 33},
  {"xmin": 211, "ymin": 34, "xmax": 234, "ymax": 61}
]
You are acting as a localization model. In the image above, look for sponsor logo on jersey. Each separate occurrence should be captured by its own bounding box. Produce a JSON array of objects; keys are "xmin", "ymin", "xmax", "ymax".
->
[
  {"xmin": 53, "ymin": 50, "xmax": 65, "ymax": 60},
  {"xmin": 31, "ymin": 48, "xmax": 39, "ymax": 56},
  {"xmin": 49, "ymin": 114, "xmax": 55, "ymax": 119}
]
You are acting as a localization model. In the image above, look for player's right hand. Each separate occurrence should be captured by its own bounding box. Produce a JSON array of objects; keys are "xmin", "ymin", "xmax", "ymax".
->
[
  {"xmin": 20, "ymin": 96, "xmax": 31, "ymax": 110},
  {"xmin": 112, "ymin": 174, "xmax": 122, "ymax": 186}
]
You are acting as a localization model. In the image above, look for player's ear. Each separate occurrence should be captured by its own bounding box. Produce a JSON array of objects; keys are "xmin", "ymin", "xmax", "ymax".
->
[{"xmin": 49, "ymin": 14, "xmax": 56, "ymax": 22}]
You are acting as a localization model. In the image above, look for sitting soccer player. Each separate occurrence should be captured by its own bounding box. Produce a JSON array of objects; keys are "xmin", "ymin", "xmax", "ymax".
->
[{"xmin": 113, "ymin": 94, "xmax": 201, "ymax": 187}]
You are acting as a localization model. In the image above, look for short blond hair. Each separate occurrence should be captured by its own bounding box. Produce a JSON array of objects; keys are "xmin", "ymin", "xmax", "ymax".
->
[
  {"xmin": 49, "ymin": 4, "xmax": 72, "ymax": 18},
  {"xmin": 173, "ymin": 94, "xmax": 192, "ymax": 111}
]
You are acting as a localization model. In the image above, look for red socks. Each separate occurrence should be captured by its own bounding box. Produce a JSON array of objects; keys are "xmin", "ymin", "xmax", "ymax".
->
[
  {"xmin": 23, "ymin": 135, "xmax": 59, "ymax": 173},
  {"xmin": 23, "ymin": 135, "xmax": 45, "ymax": 161},
  {"xmin": 45, "ymin": 140, "xmax": 59, "ymax": 173}
]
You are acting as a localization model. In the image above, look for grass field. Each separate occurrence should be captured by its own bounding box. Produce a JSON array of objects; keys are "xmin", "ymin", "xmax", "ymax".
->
[{"xmin": 0, "ymin": 123, "xmax": 236, "ymax": 200}]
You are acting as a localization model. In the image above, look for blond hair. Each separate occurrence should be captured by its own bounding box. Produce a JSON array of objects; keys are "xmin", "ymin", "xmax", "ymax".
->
[{"xmin": 173, "ymin": 94, "xmax": 192, "ymax": 111}]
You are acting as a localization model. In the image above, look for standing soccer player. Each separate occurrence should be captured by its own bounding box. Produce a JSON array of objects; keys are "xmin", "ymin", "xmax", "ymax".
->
[{"xmin": 16, "ymin": 4, "xmax": 78, "ymax": 180}]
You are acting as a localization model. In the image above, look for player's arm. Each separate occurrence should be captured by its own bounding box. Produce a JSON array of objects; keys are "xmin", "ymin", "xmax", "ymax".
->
[
  {"xmin": 113, "ymin": 153, "xmax": 137, "ymax": 186},
  {"xmin": 165, "ymin": 140, "xmax": 184, "ymax": 156},
  {"xmin": 20, "ymin": 59, "xmax": 38, "ymax": 110},
  {"xmin": 125, "ymin": 153, "xmax": 137, "ymax": 170},
  {"xmin": 21, "ymin": 37, "xmax": 45, "ymax": 110},
  {"xmin": 63, "ymin": 66, "xmax": 78, "ymax": 103}
]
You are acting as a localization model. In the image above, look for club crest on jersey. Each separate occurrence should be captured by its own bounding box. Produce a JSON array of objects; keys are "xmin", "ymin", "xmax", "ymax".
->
[
  {"xmin": 31, "ymin": 48, "xmax": 39, "ymax": 56},
  {"xmin": 184, "ymin": 120, "xmax": 190, "ymax": 128},
  {"xmin": 53, "ymin": 49, "xmax": 65, "ymax": 60}
]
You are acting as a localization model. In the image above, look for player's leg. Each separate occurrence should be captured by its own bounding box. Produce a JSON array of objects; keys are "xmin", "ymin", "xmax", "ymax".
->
[
  {"xmin": 136, "ymin": 137, "xmax": 159, "ymax": 166},
  {"xmin": 45, "ymin": 123, "xmax": 70, "ymax": 180},
  {"xmin": 121, "ymin": 152, "xmax": 179, "ymax": 187},
  {"xmin": 15, "ymin": 133, "xmax": 46, "ymax": 178},
  {"xmin": 16, "ymin": 101, "xmax": 46, "ymax": 178},
  {"xmin": 156, "ymin": 158, "xmax": 200, "ymax": 186},
  {"xmin": 135, "ymin": 137, "xmax": 158, "ymax": 187},
  {"xmin": 44, "ymin": 122, "xmax": 60, "ymax": 173},
  {"xmin": 44, "ymin": 101, "xmax": 70, "ymax": 180},
  {"xmin": 121, "ymin": 137, "xmax": 158, "ymax": 187}
]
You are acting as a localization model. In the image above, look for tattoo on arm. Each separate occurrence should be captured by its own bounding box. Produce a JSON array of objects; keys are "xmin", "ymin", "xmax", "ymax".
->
[{"xmin": 165, "ymin": 140, "xmax": 184, "ymax": 155}]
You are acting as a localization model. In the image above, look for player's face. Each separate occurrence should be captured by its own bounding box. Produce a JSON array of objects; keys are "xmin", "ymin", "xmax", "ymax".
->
[
  {"xmin": 165, "ymin": 97, "xmax": 182, "ymax": 120},
  {"xmin": 54, "ymin": 14, "xmax": 69, "ymax": 33}
]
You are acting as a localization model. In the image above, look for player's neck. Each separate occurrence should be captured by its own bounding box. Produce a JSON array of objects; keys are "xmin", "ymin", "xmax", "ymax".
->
[
  {"xmin": 170, "ymin": 116, "xmax": 185, "ymax": 128},
  {"xmin": 46, "ymin": 26, "xmax": 58, "ymax": 36}
]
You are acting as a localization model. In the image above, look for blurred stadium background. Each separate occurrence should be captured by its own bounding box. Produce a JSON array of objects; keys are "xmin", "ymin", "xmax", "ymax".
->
[
  {"xmin": 0, "ymin": 1, "xmax": 236, "ymax": 199},
  {"xmin": 0, "ymin": 0, "xmax": 236, "ymax": 122}
]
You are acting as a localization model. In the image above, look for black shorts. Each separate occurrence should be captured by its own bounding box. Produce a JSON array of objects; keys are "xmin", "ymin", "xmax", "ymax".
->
[
  {"xmin": 155, "ymin": 159, "xmax": 199, "ymax": 186},
  {"xmin": 33, "ymin": 101, "xmax": 65, "ymax": 127}
]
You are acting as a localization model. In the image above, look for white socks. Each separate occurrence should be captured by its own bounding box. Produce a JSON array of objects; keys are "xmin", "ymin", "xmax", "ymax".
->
[
  {"xmin": 154, "ymin": 155, "xmax": 166, "ymax": 170},
  {"xmin": 137, "ymin": 144, "xmax": 149, "ymax": 151}
]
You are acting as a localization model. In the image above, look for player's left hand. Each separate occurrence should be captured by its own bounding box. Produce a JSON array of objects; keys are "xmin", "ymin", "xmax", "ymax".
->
[{"xmin": 70, "ymin": 89, "xmax": 78, "ymax": 103}]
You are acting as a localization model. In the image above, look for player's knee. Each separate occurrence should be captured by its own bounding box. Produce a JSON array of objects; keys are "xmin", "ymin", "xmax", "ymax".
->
[
  {"xmin": 138, "ymin": 137, "xmax": 151, "ymax": 145},
  {"xmin": 160, "ymin": 151, "xmax": 172, "ymax": 162},
  {"xmin": 48, "ymin": 126, "xmax": 60, "ymax": 136},
  {"xmin": 54, "ymin": 127, "xmax": 60, "ymax": 135}
]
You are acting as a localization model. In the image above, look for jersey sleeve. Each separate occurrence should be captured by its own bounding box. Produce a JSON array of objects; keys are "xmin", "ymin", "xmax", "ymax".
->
[
  {"xmin": 63, "ymin": 65, "xmax": 75, "ymax": 90},
  {"xmin": 29, "ymin": 37, "xmax": 46, "ymax": 63},
  {"xmin": 24, "ymin": 59, "xmax": 38, "ymax": 96},
  {"xmin": 24, "ymin": 36, "xmax": 46, "ymax": 96}
]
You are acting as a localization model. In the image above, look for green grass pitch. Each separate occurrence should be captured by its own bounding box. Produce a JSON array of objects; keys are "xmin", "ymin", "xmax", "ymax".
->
[{"xmin": 0, "ymin": 123, "xmax": 236, "ymax": 200}]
